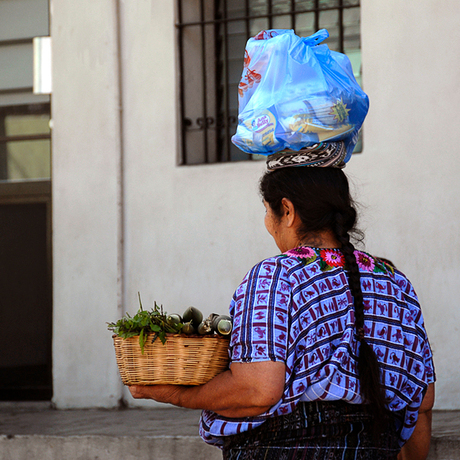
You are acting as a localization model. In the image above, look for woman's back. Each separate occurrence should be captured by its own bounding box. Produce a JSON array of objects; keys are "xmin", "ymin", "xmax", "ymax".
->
[{"xmin": 201, "ymin": 247, "xmax": 434, "ymax": 449}]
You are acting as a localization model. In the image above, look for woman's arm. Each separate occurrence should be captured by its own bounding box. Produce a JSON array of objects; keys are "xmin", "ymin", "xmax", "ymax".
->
[
  {"xmin": 129, "ymin": 360, "xmax": 286, "ymax": 418},
  {"xmin": 397, "ymin": 383, "xmax": 435, "ymax": 460}
]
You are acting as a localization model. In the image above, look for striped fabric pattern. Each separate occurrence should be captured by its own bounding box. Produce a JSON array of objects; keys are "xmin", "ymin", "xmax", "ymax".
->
[{"xmin": 200, "ymin": 249, "xmax": 435, "ymax": 448}]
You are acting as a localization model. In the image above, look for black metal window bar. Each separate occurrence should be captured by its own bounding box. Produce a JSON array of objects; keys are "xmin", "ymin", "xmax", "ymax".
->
[{"xmin": 176, "ymin": 0, "xmax": 360, "ymax": 165}]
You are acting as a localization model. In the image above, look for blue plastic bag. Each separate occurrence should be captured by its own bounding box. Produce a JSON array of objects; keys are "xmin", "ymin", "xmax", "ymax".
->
[{"xmin": 231, "ymin": 29, "xmax": 369, "ymax": 162}]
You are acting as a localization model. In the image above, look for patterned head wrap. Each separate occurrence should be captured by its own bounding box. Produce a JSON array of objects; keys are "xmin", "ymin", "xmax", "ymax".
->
[{"xmin": 266, "ymin": 142, "xmax": 346, "ymax": 171}]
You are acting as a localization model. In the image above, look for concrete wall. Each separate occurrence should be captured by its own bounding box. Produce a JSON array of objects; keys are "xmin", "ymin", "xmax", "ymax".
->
[
  {"xmin": 51, "ymin": 0, "xmax": 459, "ymax": 408},
  {"xmin": 51, "ymin": 0, "xmax": 123, "ymax": 407},
  {"xmin": 353, "ymin": 0, "xmax": 460, "ymax": 409}
]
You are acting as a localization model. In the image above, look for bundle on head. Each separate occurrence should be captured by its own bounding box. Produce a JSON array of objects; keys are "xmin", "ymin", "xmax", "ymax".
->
[{"xmin": 260, "ymin": 167, "xmax": 388, "ymax": 434}]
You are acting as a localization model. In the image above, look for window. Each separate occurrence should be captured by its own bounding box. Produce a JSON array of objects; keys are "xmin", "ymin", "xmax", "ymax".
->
[
  {"xmin": 0, "ymin": 0, "xmax": 51, "ymax": 181},
  {"xmin": 0, "ymin": 103, "xmax": 51, "ymax": 182},
  {"xmin": 176, "ymin": 0, "xmax": 361, "ymax": 165}
]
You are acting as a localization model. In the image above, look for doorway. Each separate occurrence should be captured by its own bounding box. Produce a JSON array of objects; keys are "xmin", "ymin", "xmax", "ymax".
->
[{"xmin": 0, "ymin": 103, "xmax": 52, "ymax": 400}]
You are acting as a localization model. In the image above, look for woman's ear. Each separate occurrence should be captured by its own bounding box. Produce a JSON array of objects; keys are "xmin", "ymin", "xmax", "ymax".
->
[{"xmin": 281, "ymin": 198, "xmax": 296, "ymax": 227}]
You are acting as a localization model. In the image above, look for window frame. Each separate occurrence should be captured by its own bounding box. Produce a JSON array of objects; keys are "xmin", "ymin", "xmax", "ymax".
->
[{"xmin": 0, "ymin": 102, "xmax": 51, "ymax": 182}]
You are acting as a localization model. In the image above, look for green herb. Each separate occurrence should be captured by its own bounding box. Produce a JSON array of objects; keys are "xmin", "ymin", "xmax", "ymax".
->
[{"xmin": 107, "ymin": 293, "xmax": 182, "ymax": 353}]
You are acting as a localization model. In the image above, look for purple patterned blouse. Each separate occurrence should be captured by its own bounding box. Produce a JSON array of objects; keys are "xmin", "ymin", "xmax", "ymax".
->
[{"xmin": 199, "ymin": 248, "xmax": 435, "ymax": 448}]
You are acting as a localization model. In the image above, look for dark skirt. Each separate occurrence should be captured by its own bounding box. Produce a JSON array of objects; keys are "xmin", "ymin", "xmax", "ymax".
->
[{"xmin": 222, "ymin": 400, "xmax": 401, "ymax": 460}]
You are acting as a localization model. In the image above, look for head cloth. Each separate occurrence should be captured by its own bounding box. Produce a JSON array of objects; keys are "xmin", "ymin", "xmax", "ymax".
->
[{"xmin": 266, "ymin": 142, "xmax": 346, "ymax": 171}]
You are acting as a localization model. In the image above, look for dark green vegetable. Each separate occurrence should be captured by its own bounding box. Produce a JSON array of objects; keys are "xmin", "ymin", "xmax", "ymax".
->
[
  {"xmin": 205, "ymin": 313, "xmax": 219, "ymax": 324},
  {"xmin": 182, "ymin": 306, "xmax": 203, "ymax": 327},
  {"xmin": 182, "ymin": 321, "xmax": 196, "ymax": 335},
  {"xmin": 197, "ymin": 313, "xmax": 219, "ymax": 335},
  {"xmin": 197, "ymin": 321, "xmax": 212, "ymax": 335},
  {"xmin": 211, "ymin": 315, "xmax": 233, "ymax": 336},
  {"xmin": 167, "ymin": 314, "xmax": 183, "ymax": 326},
  {"xmin": 216, "ymin": 319, "xmax": 232, "ymax": 336}
]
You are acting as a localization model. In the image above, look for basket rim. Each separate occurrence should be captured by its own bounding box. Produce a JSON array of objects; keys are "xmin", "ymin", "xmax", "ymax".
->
[{"xmin": 112, "ymin": 332, "xmax": 230, "ymax": 340}]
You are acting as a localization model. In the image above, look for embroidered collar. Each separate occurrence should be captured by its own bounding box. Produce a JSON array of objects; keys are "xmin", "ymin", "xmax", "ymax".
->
[{"xmin": 283, "ymin": 246, "xmax": 394, "ymax": 275}]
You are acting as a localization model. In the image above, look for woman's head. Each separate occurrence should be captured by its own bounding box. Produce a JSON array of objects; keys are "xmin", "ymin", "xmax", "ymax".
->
[{"xmin": 259, "ymin": 167, "xmax": 361, "ymax": 245}]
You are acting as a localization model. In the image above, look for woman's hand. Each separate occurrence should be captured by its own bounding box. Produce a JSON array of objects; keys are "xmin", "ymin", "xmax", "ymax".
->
[
  {"xmin": 129, "ymin": 384, "xmax": 185, "ymax": 405},
  {"xmin": 127, "ymin": 360, "xmax": 286, "ymax": 418}
]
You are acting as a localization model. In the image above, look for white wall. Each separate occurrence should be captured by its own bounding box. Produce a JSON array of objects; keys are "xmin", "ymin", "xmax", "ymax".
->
[
  {"xmin": 51, "ymin": 0, "xmax": 123, "ymax": 407},
  {"xmin": 354, "ymin": 0, "xmax": 460, "ymax": 408},
  {"xmin": 51, "ymin": 0, "xmax": 458, "ymax": 408}
]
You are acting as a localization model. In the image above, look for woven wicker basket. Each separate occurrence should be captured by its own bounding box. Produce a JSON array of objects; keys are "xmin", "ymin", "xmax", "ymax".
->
[{"xmin": 113, "ymin": 333, "xmax": 230, "ymax": 385}]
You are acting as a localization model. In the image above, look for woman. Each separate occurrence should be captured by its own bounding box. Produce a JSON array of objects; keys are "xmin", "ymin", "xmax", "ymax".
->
[{"xmin": 129, "ymin": 147, "xmax": 435, "ymax": 460}]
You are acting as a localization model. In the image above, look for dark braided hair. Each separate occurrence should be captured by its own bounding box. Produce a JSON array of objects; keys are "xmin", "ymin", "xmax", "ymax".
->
[{"xmin": 260, "ymin": 167, "xmax": 388, "ymax": 430}]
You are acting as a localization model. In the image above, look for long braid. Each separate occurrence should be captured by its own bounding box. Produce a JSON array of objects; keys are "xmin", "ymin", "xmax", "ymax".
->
[
  {"xmin": 334, "ymin": 213, "xmax": 388, "ymax": 432},
  {"xmin": 260, "ymin": 167, "xmax": 389, "ymax": 434}
]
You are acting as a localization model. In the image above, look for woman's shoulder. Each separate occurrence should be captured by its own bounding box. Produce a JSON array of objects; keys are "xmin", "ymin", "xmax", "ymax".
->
[
  {"xmin": 280, "ymin": 247, "xmax": 396, "ymax": 276},
  {"xmin": 245, "ymin": 254, "xmax": 297, "ymax": 278},
  {"xmin": 355, "ymin": 251, "xmax": 414, "ymax": 284},
  {"xmin": 354, "ymin": 252, "xmax": 421, "ymax": 307},
  {"xmin": 243, "ymin": 249, "xmax": 344, "ymax": 288},
  {"xmin": 245, "ymin": 249, "xmax": 414, "ymax": 288},
  {"xmin": 232, "ymin": 255, "xmax": 294, "ymax": 302}
]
